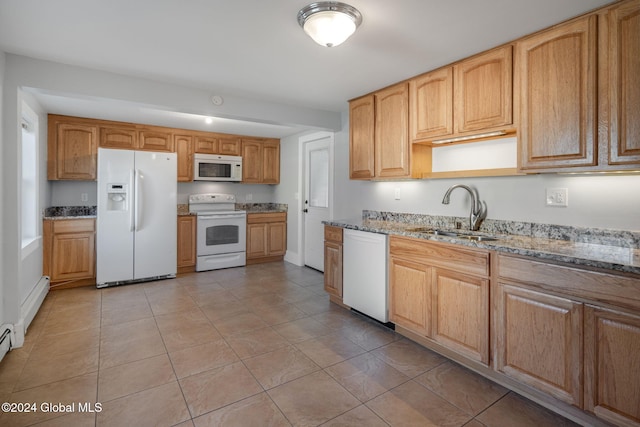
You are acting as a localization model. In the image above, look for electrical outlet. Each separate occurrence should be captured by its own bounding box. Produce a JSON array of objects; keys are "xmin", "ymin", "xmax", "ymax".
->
[
  {"xmin": 546, "ymin": 188, "xmax": 568, "ymax": 207},
  {"xmin": 246, "ymin": 193, "xmax": 253, "ymax": 201},
  {"xmin": 81, "ymin": 193, "xmax": 88, "ymax": 202},
  {"xmin": 394, "ymin": 188, "xmax": 401, "ymax": 200}
]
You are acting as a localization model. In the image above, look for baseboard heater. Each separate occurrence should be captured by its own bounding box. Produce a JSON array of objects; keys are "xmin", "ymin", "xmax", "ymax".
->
[{"xmin": 0, "ymin": 327, "xmax": 12, "ymax": 363}]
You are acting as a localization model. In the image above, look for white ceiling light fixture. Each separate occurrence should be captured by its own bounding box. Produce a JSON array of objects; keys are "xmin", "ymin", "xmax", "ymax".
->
[{"xmin": 297, "ymin": 2, "xmax": 362, "ymax": 48}]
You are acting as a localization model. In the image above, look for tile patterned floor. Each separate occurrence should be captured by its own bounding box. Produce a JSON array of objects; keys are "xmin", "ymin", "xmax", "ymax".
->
[{"xmin": 0, "ymin": 262, "xmax": 581, "ymax": 426}]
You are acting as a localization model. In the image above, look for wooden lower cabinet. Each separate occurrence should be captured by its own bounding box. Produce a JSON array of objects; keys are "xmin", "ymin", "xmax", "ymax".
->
[
  {"xmin": 246, "ymin": 212, "xmax": 286, "ymax": 264},
  {"xmin": 324, "ymin": 226, "xmax": 344, "ymax": 304},
  {"xmin": 388, "ymin": 236, "xmax": 490, "ymax": 364},
  {"xmin": 177, "ymin": 216, "xmax": 196, "ymax": 273},
  {"xmin": 494, "ymin": 283, "xmax": 583, "ymax": 406},
  {"xmin": 43, "ymin": 219, "xmax": 96, "ymax": 288},
  {"xmin": 585, "ymin": 305, "xmax": 640, "ymax": 426}
]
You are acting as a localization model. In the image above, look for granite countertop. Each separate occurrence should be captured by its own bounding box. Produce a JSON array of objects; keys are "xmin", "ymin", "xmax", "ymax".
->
[
  {"xmin": 43, "ymin": 206, "xmax": 96, "ymax": 220},
  {"xmin": 325, "ymin": 216, "xmax": 640, "ymax": 276}
]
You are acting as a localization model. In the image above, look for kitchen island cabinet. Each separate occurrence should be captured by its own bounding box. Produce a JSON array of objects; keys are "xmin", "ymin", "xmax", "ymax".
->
[
  {"xmin": 43, "ymin": 218, "xmax": 96, "ymax": 288},
  {"xmin": 246, "ymin": 212, "xmax": 286, "ymax": 264}
]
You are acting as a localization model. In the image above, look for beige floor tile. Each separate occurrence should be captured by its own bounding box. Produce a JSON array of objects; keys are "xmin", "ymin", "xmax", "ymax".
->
[
  {"xmin": 340, "ymin": 321, "xmax": 398, "ymax": 351},
  {"xmin": 293, "ymin": 295, "xmax": 332, "ymax": 316},
  {"xmin": 169, "ymin": 340, "xmax": 239, "ymax": 379},
  {"xmin": 268, "ymin": 370, "xmax": 360, "ymax": 426},
  {"xmin": 212, "ymin": 312, "xmax": 268, "ymax": 337},
  {"xmin": 325, "ymin": 352, "xmax": 409, "ymax": 403},
  {"xmin": 228, "ymin": 284, "xmax": 275, "ymax": 300},
  {"xmin": 252, "ymin": 303, "xmax": 308, "ymax": 326},
  {"xmin": 41, "ymin": 306, "xmax": 101, "ymax": 336},
  {"xmin": 192, "ymin": 393, "xmax": 291, "ymax": 427},
  {"xmin": 99, "ymin": 318, "xmax": 166, "ymax": 369},
  {"xmin": 243, "ymin": 346, "xmax": 320, "ymax": 390},
  {"xmin": 321, "ymin": 405, "xmax": 388, "ymax": 427},
  {"xmin": 29, "ymin": 327, "xmax": 100, "ymax": 360},
  {"xmin": 1, "ymin": 372, "xmax": 97, "ymax": 427},
  {"xmin": 367, "ymin": 380, "xmax": 472, "ymax": 427},
  {"xmin": 370, "ymin": 338, "xmax": 446, "ymax": 377},
  {"xmin": 98, "ymin": 354, "xmax": 176, "ymax": 402},
  {"xmin": 172, "ymin": 421, "xmax": 195, "ymax": 427},
  {"xmin": 295, "ymin": 332, "xmax": 366, "ymax": 368},
  {"xmin": 155, "ymin": 310, "xmax": 222, "ymax": 352},
  {"xmin": 146, "ymin": 292, "xmax": 198, "ymax": 316},
  {"xmin": 244, "ymin": 293, "xmax": 288, "ymax": 310},
  {"xmin": 277, "ymin": 285, "xmax": 319, "ymax": 304},
  {"xmin": 101, "ymin": 301, "xmax": 153, "ymax": 327},
  {"xmin": 15, "ymin": 346, "xmax": 99, "ymax": 391},
  {"xmin": 199, "ymin": 299, "xmax": 250, "ymax": 322},
  {"xmin": 189, "ymin": 289, "xmax": 238, "ymax": 308},
  {"xmin": 96, "ymin": 381, "xmax": 190, "ymax": 427},
  {"xmin": 475, "ymin": 392, "xmax": 581, "ymax": 427},
  {"xmin": 272, "ymin": 317, "xmax": 332, "ymax": 344},
  {"xmin": 0, "ymin": 347, "xmax": 31, "ymax": 394},
  {"xmin": 28, "ymin": 411, "xmax": 96, "ymax": 427},
  {"xmin": 311, "ymin": 309, "xmax": 365, "ymax": 331},
  {"xmin": 179, "ymin": 361, "xmax": 262, "ymax": 417},
  {"xmin": 416, "ymin": 361, "xmax": 509, "ymax": 416},
  {"xmin": 463, "ymin": 420, "xmax": 487, "ymax": 427},
  {"xmin": 142, "ymin": 278, "xmax": 184, "ymax": 295},
  {"xmin": 225, "ymin": 327, "xmax": 290, "ymax": 359}
]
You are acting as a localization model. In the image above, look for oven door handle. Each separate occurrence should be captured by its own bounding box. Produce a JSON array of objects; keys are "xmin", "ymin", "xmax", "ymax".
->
[{"xmin": 198, "ymin": 214, "xmax": 246, "ymax": 220}]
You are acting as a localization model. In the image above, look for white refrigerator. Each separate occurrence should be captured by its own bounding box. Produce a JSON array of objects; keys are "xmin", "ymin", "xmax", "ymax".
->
[{"xmin": 97, "ymin": 148, "xmax": 177, "ymax": 288}]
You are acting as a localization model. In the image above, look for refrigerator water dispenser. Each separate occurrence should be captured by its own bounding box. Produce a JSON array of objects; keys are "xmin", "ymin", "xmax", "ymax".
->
[{"xmin": 106, "ymin": 183, "xmax": 128, "ymax": 211}]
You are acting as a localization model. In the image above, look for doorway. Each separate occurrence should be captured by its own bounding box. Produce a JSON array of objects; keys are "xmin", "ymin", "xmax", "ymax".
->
[{"xmin": 301, "ymin": 132, "xmax": 334, "ymax": 271}]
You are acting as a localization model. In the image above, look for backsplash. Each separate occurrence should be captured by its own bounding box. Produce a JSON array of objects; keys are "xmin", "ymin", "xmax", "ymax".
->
[{"xmin": 363, "ymin": 210, "xmax": 640, "ymax": 248}]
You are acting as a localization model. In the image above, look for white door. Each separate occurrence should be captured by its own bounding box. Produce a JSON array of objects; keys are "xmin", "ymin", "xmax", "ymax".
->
[
  {"xmin": 133, "ymin": 151, "xmax": 177, "ymax": 280},
  {"xmin": 303, "ymin": 133, "xmax": 333, "ymax": 271}
]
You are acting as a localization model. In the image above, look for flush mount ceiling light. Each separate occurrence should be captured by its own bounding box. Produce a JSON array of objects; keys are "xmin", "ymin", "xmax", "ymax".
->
[{"xmin": 297, "ymin": 2, "xmax": 362, "ymax": 47}]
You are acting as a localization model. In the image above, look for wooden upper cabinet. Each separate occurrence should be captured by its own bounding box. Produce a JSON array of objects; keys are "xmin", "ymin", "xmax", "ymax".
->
[
  {"xmin": 454, "ymin": 45, "xmax": 513, "ymax": 133},
  {"xmin": 262, "ymin": 140, "xmax": 280, "ymax": 184},
  {"xmin": 138, "ymin": 129, "xmax": 174, "ymax": 152},
  {"xmin": 241, "ymin": 139, "xmax": 263, "ymax": 183},
  {"xmin": 375, "ymin": 83, "xmax": 410, "ymax": 178},
  {"xmin": 410, "ymin": 67, "xmax": 453, "ymax": 141},
  {"xmin": 606, "ymin": 0, "xmax": 640, "ymax": 166},
  {"xmin": 218, "ymin": 136, "xmax": 241, "ymax": 156},
  {"xmin": 349, "ymin": 95, "xmax": 375, "ymax": 179},
  {"xmin": 518, "ymin": 16, "xmax": 598, "ymax": 171},
  {"xmin": 100, "ymin": 126, "xmax": 137, "ymax": 150},
  {"xmin": 48, "ymin": 116, "xmax": 98, "ymax": 180},
  {"xmin": 175, "ymin": 134, "xmax": 194, "ymax": 182},
  {"xmin": 194, "ymin": 136, "xmax": 219, "ymax": 154}
]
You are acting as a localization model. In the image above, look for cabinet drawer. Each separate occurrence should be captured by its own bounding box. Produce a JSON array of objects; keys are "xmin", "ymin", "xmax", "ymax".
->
[
  {"xmin": 324, "ymin": 226, "xmax": 343, "ymax": 243},
  {"xmin": 390, "ymin": 236, "xmax": 489, "ymax": 277},
  {"xmin": 497, "ymin": 254, "xmax": 640, "ymax": 312},
  {"xmin": 52, "ymin": 219, "xmax": 95, "ymax": 234},
  {"xmin": 247, "ymin": 212, "xmax": 286, "ymax": 224}
]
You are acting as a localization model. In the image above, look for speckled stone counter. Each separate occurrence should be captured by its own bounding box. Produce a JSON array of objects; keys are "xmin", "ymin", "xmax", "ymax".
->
[
  {"xmin": 177, "ymin": 204, "xmax": 193, "ymax": 216},
  {"xmin": 236, "ymin": 203, "xmax": 287, "ymax": 213},
  {"xmin": 43, "ymin": 206, "xmax": 96, "ymax": 219},
  {"xmin": 324, "ymin": 211, "xmax": 640, "ymax": 276}
]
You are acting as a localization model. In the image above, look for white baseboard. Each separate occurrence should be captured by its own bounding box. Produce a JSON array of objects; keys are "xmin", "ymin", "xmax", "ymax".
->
[
  {"xmin": 14, "ymin": 276, "xmax": 50, "ymax": 348},
  {"xmin": 284, "ymin": 250, "xmax": 303, "ymax": 266}
]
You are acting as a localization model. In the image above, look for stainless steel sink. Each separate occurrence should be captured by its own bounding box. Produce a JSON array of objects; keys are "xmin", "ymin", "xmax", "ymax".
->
[
  {"xmin": 406, "ymin": 227, "xmax": 500, "ymax": 242},
  {"xmin": 455, "ymin": 235, "xmax": 499, "ymax": 242}
]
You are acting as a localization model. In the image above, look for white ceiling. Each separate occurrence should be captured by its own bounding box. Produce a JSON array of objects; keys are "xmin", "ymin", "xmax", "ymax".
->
[{"xmin": 0, "ymin": 0, "xmax": 614, "ymax": 137}]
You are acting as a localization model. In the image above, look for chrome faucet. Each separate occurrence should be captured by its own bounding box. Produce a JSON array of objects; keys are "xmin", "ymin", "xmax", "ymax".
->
[{"xmin": 442, "ymin": 184, "xmax": 487, "ymax": 231}]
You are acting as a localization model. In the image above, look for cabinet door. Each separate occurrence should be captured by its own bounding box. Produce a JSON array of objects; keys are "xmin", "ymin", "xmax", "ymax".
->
[
  {"xmin": 51, "ymin": 232, "xmax": 95, "ymax": 281},
  {"xmin": 195, "ymin": 136, "xmax": 218, "ymax": 154},
  {"xmin": 349, "ymin": 95, "xmax": 375, "ymax": 179},
  {"xmin": 177, "ymin": 216, "xmax": 196, "ymax": 268},
  {"xmin": 241, "ymin": 139, "xmax": 263, "ymax": 183},
  {"xmin": 324, "ymin": 240, "xmax": 343, "ymax": 298},
  {"xmin": 518, "ymin": 16, "xmax": 598, "ymax": 170},
  {"xmin": 138, "ymin": 130, "xmax": 174, "ymax": 152},
  {"xmin": 495, "ymin": 283, "xmax": 583, "ymax": 406},
  {"xmin": 262, "ymin": 140, "xmax": 280, "ymax": 184},
  {"xmin": 607, "ymin": 0, "xmax": 640, "ymax": 166},
  {"xmin": 454, "ymin": 46, "xmax": 513, "ymax": 133},
  {"xmin": 50, "ymin": 121, "xmax": 98, "ymax": 180},
  {"xmin": 389, "ymin": 257, "xmax": 432, "ymax": 337},
  {"xmin": 99, "ymin": 126, "xmax": 137, "ymax": 150},
  {"xmin": 375, "ymin": 83, "xmax": 410, "ymax": 178},
  {"xmin": 246, "ymin": 223, "xmax": 268, "ymax": 259},
  {"xmin": 432, "ymin": 268, "xmax": 489, "ymax": 364},
  {"xmin": 410, "ymin": 67, "xmax": 453, "ymax": 141},
  {"xmin": 267, "ymin": 222, "xmax": 286, "ymax": 256},
  {"xmin": 175, "ymin": 134, "xmax": 194, "ymax": 182},
  {"xmin": 218, "ymin": 136, "xmax": 241, "ymax": 156},
  {"xmin": 585, "ymin": 305, "xmax": 640, "ymax": 426}
]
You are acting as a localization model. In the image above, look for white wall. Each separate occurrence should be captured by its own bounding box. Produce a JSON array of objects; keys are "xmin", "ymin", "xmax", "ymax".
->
[
  {"xmin": 332, "ymin": 112, "xmax": 640, "ymax": 231},
  {"xmin": 0, "ymin": 51, "xmax": 5, "ymax": 327}
]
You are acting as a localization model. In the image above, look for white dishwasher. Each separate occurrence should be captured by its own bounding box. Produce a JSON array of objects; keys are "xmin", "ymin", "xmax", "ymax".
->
[{"xmin": 343, "ymin": 229, "xmax": 389, "ymax": 323}]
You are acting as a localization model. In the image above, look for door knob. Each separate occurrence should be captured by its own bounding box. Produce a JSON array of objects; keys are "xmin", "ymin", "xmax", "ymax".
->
[{"xmin": 303, "ymin": 209, "xmax": 308, "ymax": 213}]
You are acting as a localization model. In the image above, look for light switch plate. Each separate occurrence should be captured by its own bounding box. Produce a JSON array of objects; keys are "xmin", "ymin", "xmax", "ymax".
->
[
  {"xmin": 546, "ymin": 188, "xmax": 568, "ymax": 207},
  {"xmin": 394, "ymin": 188, "xmax": 401, "ymax": 200}
]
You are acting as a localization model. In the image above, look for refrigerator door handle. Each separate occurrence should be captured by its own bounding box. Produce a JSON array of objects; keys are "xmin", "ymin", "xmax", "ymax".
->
[
  {"xmin": 129, "ymin": 169, "xmax": 135, "ymax": 232},
  {"xmin": 134, "ymin": 169, "xmax": 142, "ymax": 231}
]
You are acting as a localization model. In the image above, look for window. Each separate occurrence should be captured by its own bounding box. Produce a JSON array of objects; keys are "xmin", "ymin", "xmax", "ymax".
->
[{"xmin": 21, "ymin": 103, "xmax": 39, "ymax": 253}]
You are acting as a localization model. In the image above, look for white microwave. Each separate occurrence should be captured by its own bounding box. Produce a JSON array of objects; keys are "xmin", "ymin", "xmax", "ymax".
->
[{"xmin": 193, "ymin": 154, "xmax": 243, "ymax": 182}]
